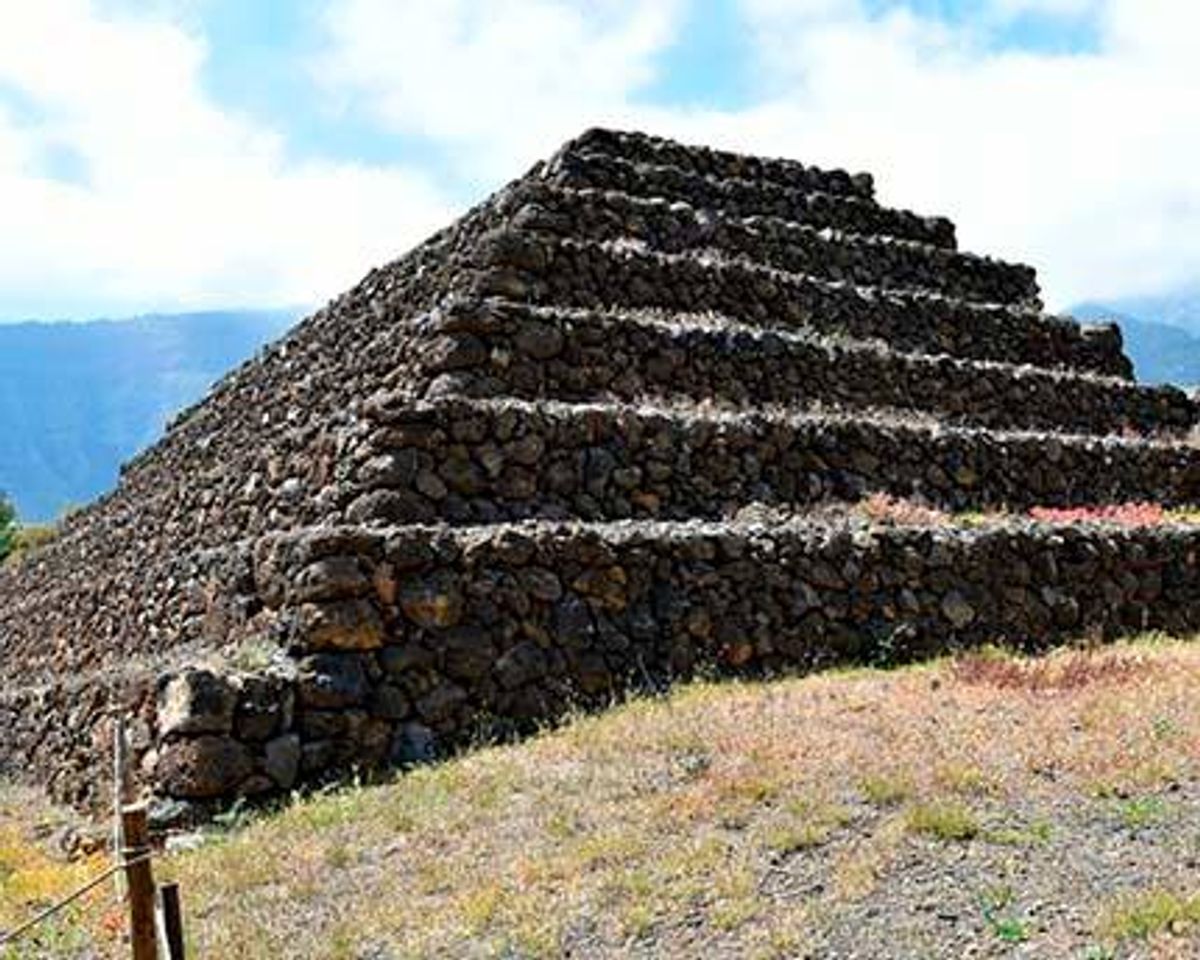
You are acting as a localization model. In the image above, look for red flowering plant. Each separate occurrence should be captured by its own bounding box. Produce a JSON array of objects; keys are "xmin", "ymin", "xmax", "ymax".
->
[
  {"xmin": 1027, "ymin": 502, "xmax": 1166, "ymax": 526},
  {"xmin": 859, "ymin": 492, "xmax": 951, "ymax": 527}
]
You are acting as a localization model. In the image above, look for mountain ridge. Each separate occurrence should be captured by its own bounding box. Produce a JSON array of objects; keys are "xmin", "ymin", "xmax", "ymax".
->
[
  {"xmin": 0, "ymin": 308, "xmax": 299, "ymax": 521},
  {"xmin": 1073, "ymin": 298, "xmax": 1200, "ymax": 386},
  {"xmin": 2, "ymin": 298, "xmax": 1197, "ymax": 522}
]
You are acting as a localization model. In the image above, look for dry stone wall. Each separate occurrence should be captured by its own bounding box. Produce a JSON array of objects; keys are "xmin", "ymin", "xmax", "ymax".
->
[
  {"xmin": 562, "ymin": 128, "xmax": 876, "ymax": 199},
  {"xmin": 406, "ymin": 299, "xmax": 1196, "ymax": 437},
  {"xmin": 515, "ymin": 182, "xmax": 1039, "ymax": 306},
  {"xmin": 143, "ymin": 518, "xmax": 1200, "ymax": 812},
  {"xmin": 470, "ymin": 233, "xmax": 1133, "ymax": 378},
  {"xmin": 0, "ymin": 668, "xmax": 157, "ymax": 808},
  {"xmin": 341, "ymin": 397, "xmax": 1200, "ymax": 530},
  {"xmin": 1, "ymin": 127, "xmax": 1195, "ymax": 817},
  {"xmin": 547, "ymin": 151, "xmax": 957, "ymax": 248},
  {"xmin": 0, "ymin": 180, "xmax": 539, "ymax": 683}
]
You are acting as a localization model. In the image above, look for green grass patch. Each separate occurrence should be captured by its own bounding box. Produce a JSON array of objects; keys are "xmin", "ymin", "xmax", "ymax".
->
[
  {"xmin": 1118, "ymin": 796, "xmax": 1172, "ymax": 830},
  {"xmin": 983, "ymin": 816, "xmax": 1053, "ymax": 847},
  {"xmin": 859, "ymin": 774, "xmax": 913, "ymax": 808},
  {"xmin": 1099, "ymin": 889, "xmax": 1200, "ymax": 941},
  {"xmin": 905, "ymin": 800, "xmax": 980, "ymax": 841}
]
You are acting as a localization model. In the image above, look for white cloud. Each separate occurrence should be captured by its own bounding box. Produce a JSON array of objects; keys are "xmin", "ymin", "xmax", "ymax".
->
[
  {"xmin": 1100, "ymin": 0, "xmax": 1200, "ymax": 63},
  {"xmin": 4, "ymin": 0, "xmax": 1198, "ymax": 319},
  {"xmin": 0, "ymin": 0, "xmax": 453, "ymax": 320},
  {"xmin": 687, "ymin": 0, "xmax": 1200, "ymax": 308},
  {"xmin": 316, "ymin": 0, "xmax": 686, "ymax": 182},
  {"xmin": 0, "ymin": 107, "xmax": 34, "ymax": 176},
  {"xmin": 316, "ymin": 0, "xmax": 1200, "ymax": 309}
]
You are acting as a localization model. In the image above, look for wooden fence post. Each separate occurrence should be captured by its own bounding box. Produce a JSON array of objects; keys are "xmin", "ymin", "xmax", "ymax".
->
[
  {"xmin": 121, "ymin": 804, "xmax": 157, "ymax": 960},
  {"xmin": 112, "ymin": 714, "xmax": 130, "ymax": 899},
  {"xmin": 161, "ymin": 882, "xmax": 186, "ymax": 960}
]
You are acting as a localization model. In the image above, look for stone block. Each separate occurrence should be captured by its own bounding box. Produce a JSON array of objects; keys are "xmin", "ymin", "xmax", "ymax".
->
[
  {"xmin": 263, "ymin": 733, "xmax": 301, "ymax": 790},
  {"xmin": 156, "ymin": 736, "xmax": 254, "ymax": 799},
  {"xmin": 296, "ymin": 599, "xmax": 384, "ymax": 651},
  {"xmin": 158, "ymin": 670, "xmax": 237, "ymax": 739},
  {"xmin": 297, "ymin": 654, "xmax": 371, "ymax": 709}
]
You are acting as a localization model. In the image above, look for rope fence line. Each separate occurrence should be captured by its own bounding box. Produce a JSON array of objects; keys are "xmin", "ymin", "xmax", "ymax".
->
[
  {"xmin": 2, "ymin": 723, "xmax": 186, "ymax": 958},
  {"xmin": 0, "ymin": 850, "xmax": 156, "ymax": 947}
]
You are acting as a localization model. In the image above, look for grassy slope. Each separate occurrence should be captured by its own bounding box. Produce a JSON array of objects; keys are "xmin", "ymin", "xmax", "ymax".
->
[{"xmin": 6, "ymin": 638, "xmax": 1200, "ymax": 958}]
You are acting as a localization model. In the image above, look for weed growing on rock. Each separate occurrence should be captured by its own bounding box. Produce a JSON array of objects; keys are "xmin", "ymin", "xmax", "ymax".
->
[
  {"xmin": 979, "ymin": 886, "xmax": 1029, "ymax": 944},
  {"xmin": 982, "ymin": 815, "xmax": 1053, "ymax": 847},
  {"xmin": 858, "ymin": 773, "xmax": 913, "ymax": 807},
  {"xmin": 1029, "ymin": 502, "xmax": 1165, "ymax": 526}
]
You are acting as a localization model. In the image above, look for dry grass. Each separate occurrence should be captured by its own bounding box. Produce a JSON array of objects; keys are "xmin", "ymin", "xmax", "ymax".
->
[
  {"xmin": 0, "ymin": 524, "xmax": 58, "ymax": 569},
  {"xmin": 858, "ymin": 491, "xmax": 952, "ymax": 527},
  {"xmin": 950, "ymin": 642, "xmax": 1154, "ymax": 693},
  {"xmin": 904, "ymin": 800, "xmax": 980, "ymax": 841},
  {"xmin": 0, "ymin": 785, "xmax": 118, "ymax": 958},
  {"xmin": 4, "ymin": 636, "xmax": 1200, "ymax": 956},
  {"xmin": 1099, "ymin": 889, "xmax": 1200, "ymax": 942}
]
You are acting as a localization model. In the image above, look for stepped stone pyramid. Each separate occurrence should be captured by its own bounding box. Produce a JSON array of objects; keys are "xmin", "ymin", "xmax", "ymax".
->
[{"xmin": 4, "ymin": 128, "xmax": 1200, "ymax": 814}]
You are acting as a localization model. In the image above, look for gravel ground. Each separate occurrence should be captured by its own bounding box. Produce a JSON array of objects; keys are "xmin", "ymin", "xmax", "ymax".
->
[{"xmin": 781, "ymin": 790, "xmax": 1200, "ymax": 958}]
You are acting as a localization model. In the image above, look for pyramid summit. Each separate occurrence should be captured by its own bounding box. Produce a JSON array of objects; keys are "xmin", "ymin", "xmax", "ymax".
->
[{"xmin": 3, "ymin": 128, "xmax": 1199, "ymax": 814}]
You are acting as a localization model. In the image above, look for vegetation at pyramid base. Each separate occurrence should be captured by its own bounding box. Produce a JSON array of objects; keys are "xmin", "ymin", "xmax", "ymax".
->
[
  {"xmin": 0, "ymin": 493, "xmax": 15, "ymax": 562},
  {"xmin": 0, "ymin": 495, "xmax": 60, "ymax": 566}
]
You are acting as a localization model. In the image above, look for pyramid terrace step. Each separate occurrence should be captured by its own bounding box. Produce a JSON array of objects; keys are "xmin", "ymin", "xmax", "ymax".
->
[
  {"xmin": 419, "ymin": 300, "xmax": 1196, "ymax": 438},
  {"xmin": 346, "ymin": 396, "xmax": 1200, "ymax": 529},
  {"xmin": 18, "ymin": 513, "xmax": 1200, "ymax": 809},
  {"xmin": 253, "ymin": 517, "xmax": 1200, "ymax": 773},
  {"xmin": 0, "ymin": 669, "xmax": 151, "ymax": 807},
  {"xmin": 469, "ymin": 234, "xmax": 1132, "ymax": 379},
  {"xmin": 545, "ymin": 150, "xmax": 957, "ymax": 249},
  {"xmin": 515, "ymin": 182, "xmax": 1038, "ymax": 306},
  {"xmin": 561, "ymin": 127, "xmax": 875, "ymax": 201}
]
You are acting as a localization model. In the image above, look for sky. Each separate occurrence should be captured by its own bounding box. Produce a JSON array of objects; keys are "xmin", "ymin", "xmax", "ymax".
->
[{"xmin": 0, "ymin": 0, "xmax": 1196, "ymax": 321}]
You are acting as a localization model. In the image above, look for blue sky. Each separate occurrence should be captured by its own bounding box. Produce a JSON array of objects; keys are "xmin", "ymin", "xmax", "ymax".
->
[
  {"xmin": 0, "ymin": 0, "xmax": 1195, "ymax": 319},
  {"xmin": 177, "ymin": 0, "xmax": 1102, "ymax": 188},
  {"xmin": 191, "ymin": 0, "xmax": 764, "ymax": 193}
]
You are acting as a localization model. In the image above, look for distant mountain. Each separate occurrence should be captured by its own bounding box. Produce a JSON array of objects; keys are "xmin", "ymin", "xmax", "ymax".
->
[
  {"xmin": 0, "ymin": 309, "xmax": 300, "ymax": 522},
  {"xmin": 3, "ymin": 295, "xmax": 1196, "ymax": 522},
  {"xmin": 1096, "ymin": 288, "xmax": 1200, "ymax": 335},
  {"xmin": 1073, "ymin": 295, "xmax": 1200, "ymax": 386}
]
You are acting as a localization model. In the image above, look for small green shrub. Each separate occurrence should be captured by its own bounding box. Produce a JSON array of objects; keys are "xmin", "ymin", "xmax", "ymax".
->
[
  {"xmin": 1099, "ymin": 889, "xmax": 1200, "ymax": 941},
  {"xmin": 0, "ymin": 494, "xmax": 15, "ymax": 562},
  {"xmin": 979, "ymin": 886, "xmax": 1030, "ymax": 943},
  {"xmin": 1118, "ymin": 796, "xmax": 1171, "ymax": 830},
  {"xmin": 859, "ymin": 774, "xmax": 913, "ymax": 807},
  {"xmin": 905, "ymin": 800, "xmax": 979, "ymax": 841}
]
